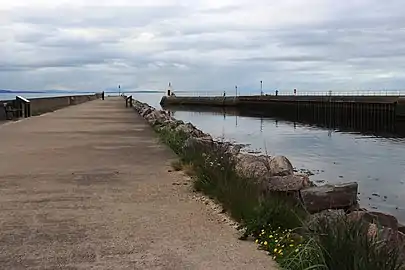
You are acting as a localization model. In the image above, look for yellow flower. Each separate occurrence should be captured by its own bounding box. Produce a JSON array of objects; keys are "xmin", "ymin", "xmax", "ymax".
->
[
  {"xmin": 262, "ymin": 229, "xmax": 265, "ymax": 233},
  {"xmin": 274, "ymin": 248, "xmax": 278, "ymax": 252},
  {"xmin": 269, "ymin": 235, "xmax": 273, "ymax": 238},
  {"xmin": 255, "ymin": 239, "xmax": 259, "ymax": 244},
  {"xmin": 295, "ymin": 249, "xmax": 299, "ymax": 253},
  {"xmin": 275, "ymin": 240, "xmax": 278, "ymax": 243},
  {"xmin": 264, "ymin": 241, "xmax": 268, "ymax": 245},
  {"xmin": 289, "ymin": 244, "xmax": 294, "ymax": 247}
]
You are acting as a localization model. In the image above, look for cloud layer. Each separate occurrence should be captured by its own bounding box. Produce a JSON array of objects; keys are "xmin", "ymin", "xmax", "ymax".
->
[{"xmin": 1, "ymin": 0, "xmax": 405, "ymax": 93}]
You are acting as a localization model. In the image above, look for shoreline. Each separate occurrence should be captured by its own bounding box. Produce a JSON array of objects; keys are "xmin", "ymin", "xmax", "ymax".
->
[
  {"xmin": 134, "ymin": 99, "xmax": 358, "ymax": 211},
  {"xmin": 132, "ymin": 97, "xmax": 405, "ymax": 236},
  {"xmin": 162, "ymin": 102, "xmax": 405, "ymax": 224}
]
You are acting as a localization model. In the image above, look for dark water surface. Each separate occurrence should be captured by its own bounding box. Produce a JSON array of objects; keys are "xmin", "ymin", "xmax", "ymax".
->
[{"xmin": 136, "ymin": 93, "xmax": 405, "ymax": 223}]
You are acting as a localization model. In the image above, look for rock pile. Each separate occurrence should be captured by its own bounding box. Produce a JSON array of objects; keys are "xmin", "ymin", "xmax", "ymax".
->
[{"xmin": 132, "ymin": 99, "xmax": 402, "ymax": 244}]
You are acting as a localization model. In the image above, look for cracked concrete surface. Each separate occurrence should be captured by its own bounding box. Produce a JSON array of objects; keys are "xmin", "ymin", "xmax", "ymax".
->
[{"xmin": 0, "ymin": 98, "xmax": 276, "ymax": 269}]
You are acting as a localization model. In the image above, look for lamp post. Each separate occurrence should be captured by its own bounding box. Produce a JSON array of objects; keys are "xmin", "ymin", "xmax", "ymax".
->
[
  {"xmin": 260, "ymin": 80, "xmax": 263, "ymax": 96},
  {"xmin": 118, "ymin": 85, "xmax": 121, "ymax": 96},
  {"xmin": 235, "ymin": 85, "xmax": 238, "ymax": 97},
  {"xmin": 168, "ymin": 82, "xmax": 172, "ymax": 96}
]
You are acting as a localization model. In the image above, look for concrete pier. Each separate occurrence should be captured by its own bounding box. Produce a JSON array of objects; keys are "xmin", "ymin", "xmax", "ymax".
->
[{"xmin": 0, "ymin": 98, "xmax": 273, "ymax": 269}]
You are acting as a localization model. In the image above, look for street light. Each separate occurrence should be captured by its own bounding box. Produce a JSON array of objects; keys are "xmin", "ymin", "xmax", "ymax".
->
[
  {"xmin": 118, "ymin": 85, "xmax": 121, "ymax": 96},
  {"xmin": 235, "ymin": 85, "xmax": 238, "ymax": 97},
  {"xmin": 260, "ymin": 80, "xmax": 263, "ymax": 96}
]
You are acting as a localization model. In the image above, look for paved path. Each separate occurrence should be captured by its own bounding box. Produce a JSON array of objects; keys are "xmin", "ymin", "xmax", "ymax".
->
[{"xmin": 0, "ymin": 98, "xmax": 276, "ymax": 269}]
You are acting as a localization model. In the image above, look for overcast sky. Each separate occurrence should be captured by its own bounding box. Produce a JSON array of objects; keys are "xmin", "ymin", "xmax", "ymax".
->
[{"xmin": 1, "ymin": 0, "xmax": 405, "ymax": 93}]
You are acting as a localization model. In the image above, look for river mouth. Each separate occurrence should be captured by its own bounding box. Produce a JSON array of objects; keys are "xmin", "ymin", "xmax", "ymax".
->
[{"xmin": 160, "ymin": 104, "xmax": 405, "ymax": 223}]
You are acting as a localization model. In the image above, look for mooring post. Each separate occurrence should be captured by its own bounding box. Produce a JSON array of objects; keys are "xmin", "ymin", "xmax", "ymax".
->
[
  {"xmin": 16, "ymin": 96, "xmax": 30, "ymax": 118},
  {"xmin": 125, "ymin": 95, "xmax": 133, "ymax": 108}
]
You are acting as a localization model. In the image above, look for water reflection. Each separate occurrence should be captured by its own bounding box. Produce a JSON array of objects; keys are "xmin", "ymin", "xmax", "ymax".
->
[{"xmin": 162, "ymin": 104, "xmax": 405, "ymax": 139}]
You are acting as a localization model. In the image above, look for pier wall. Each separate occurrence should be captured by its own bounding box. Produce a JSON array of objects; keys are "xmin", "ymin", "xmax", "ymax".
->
[
  {"xmin": 161, "ymin": 95, "xmax": 405, "ymax": 132},
  {"xmin": 29, "ymin": 94, "xmax": 101, "ymax": 116},
  {"xmin": 0, "ymin": 93, "xmax": 101, "ymax": 120}
]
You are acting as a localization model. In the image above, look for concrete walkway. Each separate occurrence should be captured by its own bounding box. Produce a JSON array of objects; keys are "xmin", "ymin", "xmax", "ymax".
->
[{"xmin": 0, "ymin": 98, "xmax": 275, "ymax": 269}]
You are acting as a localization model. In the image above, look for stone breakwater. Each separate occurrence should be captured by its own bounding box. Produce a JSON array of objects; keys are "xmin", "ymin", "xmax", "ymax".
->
[{"xmin": 133, "ymin": 99, "xmax": 405, "ymax": 243}]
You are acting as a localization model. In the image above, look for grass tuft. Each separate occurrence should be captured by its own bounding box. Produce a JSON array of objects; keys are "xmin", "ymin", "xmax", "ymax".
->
[
  {"xmin": 306, "ymin": 214, "xmax": 404, "ymax": 270},
  {"xmin": 170, "ymin": 160, "xmax": 183, "ymax": 171},
  {"xmin": 182, "ymin": 163, "xmax": 195, "ymax": 176}
]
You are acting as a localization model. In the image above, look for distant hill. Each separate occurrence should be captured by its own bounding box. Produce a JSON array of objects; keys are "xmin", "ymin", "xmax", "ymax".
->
[
  {"xmin": 109, "ymin": 90, "xmax": 163, "ymax": 94},
  {"xmin": 0, "ymin": 89, "xmax": 45, "ymax": 94}
]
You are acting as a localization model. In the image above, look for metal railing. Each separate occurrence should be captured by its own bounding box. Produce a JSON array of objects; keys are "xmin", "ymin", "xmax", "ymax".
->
[
  {"xmin": 168, "ymin": 90, "xmax": 405, "ymax": 97},
  {"xmin": 168, "ymin": 91, "xmax": 224, "ymax": 97},
  {"xmin": 273, "ymin": 90, "xmax": 405, "ymax": 97}
]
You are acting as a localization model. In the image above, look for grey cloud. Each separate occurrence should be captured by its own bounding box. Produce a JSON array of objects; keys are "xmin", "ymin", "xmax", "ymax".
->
[
  {"xmin": 36, "ymin": 34, "xmax": 119, "ymax": 48},
  {"xmin": 13, "ymin": 28, "xmax": 56, "ymax": 44},
  {"xmin": 2, "ymin": 1, "xmax": 405, "ymax": 92},
  {"xmin": 236, "ymin": 55, "xmax": 329, "ymax": 63},
  {"xmin": 10, "ymin": 5, "xmax": 190, "ymax": 29},
  {"xmin": 162, "ymin": 35, "xmax": 262, "ymax": 52},
  {"xmin": 0, "ymin": 57, "xmax": 105, "ymax": 71},
  {"xmin": 198, "ymin": 5, "xmax": 241, "ymax": 14}
]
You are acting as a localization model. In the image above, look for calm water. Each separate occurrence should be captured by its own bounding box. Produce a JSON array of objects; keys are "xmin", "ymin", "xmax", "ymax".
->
[
  {"xmin": 0, "ymin": 92, "xmax": 97, "ymax": 101},
  {"xmin": 135, "ymin": 93, "xmax": 405, "ymax": 223}
]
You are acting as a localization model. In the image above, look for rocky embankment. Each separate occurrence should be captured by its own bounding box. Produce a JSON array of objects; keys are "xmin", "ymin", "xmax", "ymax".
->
[{"xmin": 132, "ymin": 99, "xmax": 405, "ymax": 244}]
